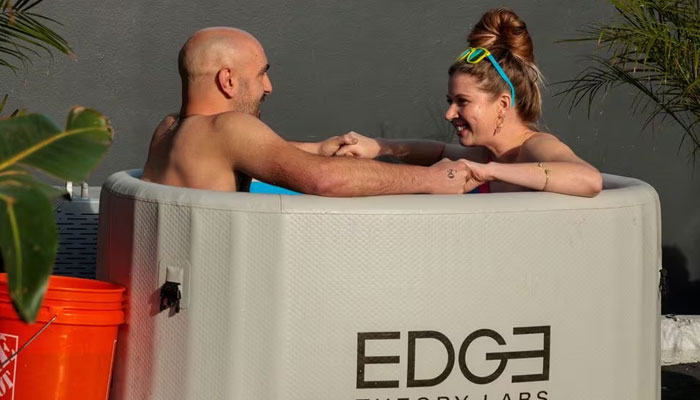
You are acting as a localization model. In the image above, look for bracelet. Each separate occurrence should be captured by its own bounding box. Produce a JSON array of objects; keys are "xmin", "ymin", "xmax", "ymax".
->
[{"xmin": 537, "ymin": 162, "xmax": 550, "ymax": 191}]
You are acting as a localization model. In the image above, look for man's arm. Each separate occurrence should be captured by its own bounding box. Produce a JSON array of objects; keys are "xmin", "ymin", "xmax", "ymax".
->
[
  {"xmin": 289, "ymin": 135, "xmax": 358, "ymax": 156},
  {"xmin": 216, "ymin": 113, "xmax": 475, "ymax": 196},
  {"xmin": 142, "ymin": 113, "xmax": 179, "ymax": 182}
]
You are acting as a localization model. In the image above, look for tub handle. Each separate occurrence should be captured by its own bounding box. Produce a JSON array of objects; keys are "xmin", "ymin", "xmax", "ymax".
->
[
  {"xmin": 159, "ymin": 281, "xmax": 181, "ymax": 313},
  {"xmin": 159, "ymin": 265, "xmax": 183, "ymax": 314}
]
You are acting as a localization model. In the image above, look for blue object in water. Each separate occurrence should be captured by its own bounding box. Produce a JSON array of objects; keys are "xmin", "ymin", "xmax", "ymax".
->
[{"xmin": 249, "ymin": 181, "xmax": 301, "ymax": 195}]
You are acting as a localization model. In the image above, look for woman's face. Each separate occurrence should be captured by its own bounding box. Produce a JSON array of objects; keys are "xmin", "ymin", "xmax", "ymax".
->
[{"xmin": 445, "ymin": 72, "xmax": 502, "ymax": 147}]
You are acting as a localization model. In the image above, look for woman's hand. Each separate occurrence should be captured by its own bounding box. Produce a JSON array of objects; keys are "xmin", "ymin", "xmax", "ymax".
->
[
  {"xmin": 456, "ymin": 159, "xmax": 488, "ymax": 192},
  {"xmin": 460, "ymin": 159, "xmax": 493, "ymax": 182},
  {"xmin": 334, "ymin": 131, "xmax": 384, "ymax": 158},
  {"xmin": 317, "ymin": 134, "xmax": 359, "ymax": 156}
]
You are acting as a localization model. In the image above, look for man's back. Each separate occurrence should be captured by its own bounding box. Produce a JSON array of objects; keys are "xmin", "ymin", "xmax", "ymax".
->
[{"xmin": 142, "ymin": 114, "xmax": 248, "ymax": 191}]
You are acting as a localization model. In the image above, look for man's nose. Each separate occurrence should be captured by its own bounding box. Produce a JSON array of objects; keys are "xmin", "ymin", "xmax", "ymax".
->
[{"xmin": 263, "ymin": 74, "xmax": 272, "ymax": 94}]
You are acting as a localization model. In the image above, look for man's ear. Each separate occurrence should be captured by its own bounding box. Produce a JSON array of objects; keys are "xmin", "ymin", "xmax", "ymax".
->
[{"xmin": 216, "ymin": 67, "xmax": 236, "ymax": 98}]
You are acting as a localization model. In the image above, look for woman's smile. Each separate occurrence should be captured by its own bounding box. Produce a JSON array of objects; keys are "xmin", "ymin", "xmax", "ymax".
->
[{"xmin": 453, "ymin": 120, "xmax": 470, "ymax": 135}]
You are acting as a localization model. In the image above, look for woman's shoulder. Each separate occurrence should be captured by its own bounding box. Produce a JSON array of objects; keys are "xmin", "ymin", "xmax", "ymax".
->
[
  {"xmin": 518, "ymin": 131, "xmax": 574, "ymax": 162},
  {"xmin": 524, "ymin": 131, "xmax": 559, "ymax": 144},
  {"xmin": 522, "ymin": 131, "xmax": 569, "ymax": 150}
]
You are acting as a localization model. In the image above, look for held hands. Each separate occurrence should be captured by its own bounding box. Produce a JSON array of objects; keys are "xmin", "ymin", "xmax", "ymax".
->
[
  {"xmin": 460, "ymin": 159, "xmax": 491, "ymax": 189},
  {"xmin": 428, "ymin": 158, "xmax": 484, "ymax": 194},
  {"xmin": 332, "ymin": 131, "xmax": 383, "ymax": 158},
  {"xmin": 318, "ymin": 134, "xmax": 359, "ymax": 156},
  {"xmin": 318, "ymin": 132, "xmax": 490, "ymax": 194}
]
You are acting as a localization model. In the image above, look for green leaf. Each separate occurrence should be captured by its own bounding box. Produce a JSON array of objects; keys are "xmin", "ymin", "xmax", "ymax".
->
[
  {"xmin": 0, "ymin": 167, "xmax": 64, "ymax": 198},
  {"xmin": 0, "ymin": 170, "xmax": 57, "ymax": 322},
  {"xmin": 0, "ymin": 107, "xmax": 113, "ymax": 181},
  {"xmin": 556, "ymin": 0, "xmax": 700, "ymax": 159},
  {"xmin": 0, "ymin": 108, "xmax": 112, "ymax": 322},
  {"xmin": 0, "ymin": 0, "xmax": 73, "ymax": 71}
]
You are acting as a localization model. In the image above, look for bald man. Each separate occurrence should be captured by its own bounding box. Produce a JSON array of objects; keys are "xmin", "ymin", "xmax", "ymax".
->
[{"xmin": 142, "ymin": 27, "xmax": 478, "ymax": 195}]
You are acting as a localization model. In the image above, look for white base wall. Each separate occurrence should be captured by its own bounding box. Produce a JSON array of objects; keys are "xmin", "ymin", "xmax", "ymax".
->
[{"xmin": 661, "ymin": 315, "xmax": 700, "ymax": 366}]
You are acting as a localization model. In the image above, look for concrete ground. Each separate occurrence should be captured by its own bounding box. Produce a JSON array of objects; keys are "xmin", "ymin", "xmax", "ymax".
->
[{"xmin": 662, "ymin": 363, "xmax": 700, "ymax": 399}]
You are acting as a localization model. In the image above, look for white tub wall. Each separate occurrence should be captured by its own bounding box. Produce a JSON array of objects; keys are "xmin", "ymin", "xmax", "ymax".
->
[
  {"xmin": 273, "ymin": 200, "xmax": 660, "ymax": 399},
  {"xmin": 98, "ymin": 184, "xmax": 289, "ymax": 399},
  {"xmin": 97, "ymin": 171, "xmax": 661, "ymax": 400}
]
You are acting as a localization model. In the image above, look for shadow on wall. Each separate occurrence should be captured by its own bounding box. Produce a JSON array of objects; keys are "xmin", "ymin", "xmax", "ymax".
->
[
  {"xmin": 661, "ymin": 246, "xmax": 700, "ymax": 315},
  {"xmin": 662, "ymin": 366, "xmax": 700, "ymax": 400}
]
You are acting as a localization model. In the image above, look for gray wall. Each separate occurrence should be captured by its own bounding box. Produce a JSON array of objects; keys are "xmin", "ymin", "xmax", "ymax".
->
[{"xmin": 4, "ymin": 1, "xmax": 699, "ymax": 311}]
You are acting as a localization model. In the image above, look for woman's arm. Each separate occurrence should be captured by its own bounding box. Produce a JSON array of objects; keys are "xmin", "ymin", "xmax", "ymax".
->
[
  {"xmin": 334, "ymin": 132, "xmax": 490, "ymax": 165},
  {"xmin": 332, "ymin": 132, "xmax": 445, "ymax": 165},
  {"xmin": 289, "ymin": 135, "xmax": 358, "ymax": 156},
  {"xmin": 334, "ymin": 131, "xmax": 494, "ymax": 166},
  {"xmin": 464, "ymin": 135, "xmax": 603, "ymax": 197}
]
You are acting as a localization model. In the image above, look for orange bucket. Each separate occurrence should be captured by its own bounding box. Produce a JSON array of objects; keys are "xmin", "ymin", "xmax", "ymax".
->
[{"xmin": 0, "ymin": 273, "xmax": 125, "ymax": 400}]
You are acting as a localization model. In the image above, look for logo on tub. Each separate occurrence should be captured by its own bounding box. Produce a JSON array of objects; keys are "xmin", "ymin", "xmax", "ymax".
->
[
  {"xmin": 0, "ymin": 333, "xmax": 18, "ymax": 400},
  {"xmin": 356, "ymin": 326, "xmax": 550, "ymax": 400}
]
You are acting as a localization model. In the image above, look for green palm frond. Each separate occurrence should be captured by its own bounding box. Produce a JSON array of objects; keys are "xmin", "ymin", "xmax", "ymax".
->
[
  {"xmin": 557, "ymin": 0, "xmax": 700, "ymax": 158},
  {"xmin": 0, "ymin": 0, "xmax": 73, "ymax": 71}
]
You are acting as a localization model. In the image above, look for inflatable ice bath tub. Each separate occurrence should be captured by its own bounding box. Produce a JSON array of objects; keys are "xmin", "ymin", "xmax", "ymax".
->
[{"xmin": 97, "ymin": 170, "xmax": 660, "ymax": 400}]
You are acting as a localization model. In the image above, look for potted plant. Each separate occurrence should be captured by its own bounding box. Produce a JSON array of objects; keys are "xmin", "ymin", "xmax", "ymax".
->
[
  {"xmin": 557, "ymin": 0, "xmax": 700, "ymax": 157},
  {"xmin": 0, "ymin": 0, "xmax": 113, "ymax": 323}
]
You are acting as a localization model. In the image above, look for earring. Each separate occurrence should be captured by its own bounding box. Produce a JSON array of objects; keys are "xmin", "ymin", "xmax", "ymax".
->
[{"xmin": 493, "ymin": 110, "xmax": 505, "ymax": 136}]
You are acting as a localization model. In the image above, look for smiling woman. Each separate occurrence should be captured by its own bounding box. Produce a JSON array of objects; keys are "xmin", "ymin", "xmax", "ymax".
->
[{"xmin": 334, "ymin": 8, "xmax": 602, "ymax": 197}]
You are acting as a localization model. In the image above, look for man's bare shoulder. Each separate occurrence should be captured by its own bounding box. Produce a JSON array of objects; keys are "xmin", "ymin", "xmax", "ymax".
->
[
  {"xmin": 210, "ymin": 111, "xmax": 267, "ymax": 132},
  {"xmin": 150, "ymin": 113, "xmax": 178, "ymax": 142},
  {"xmin": 208, "ymin": 111, "xmax": 287, "ymax": 153},
  {"xmin": 158, "ymin": 113, "xmax": 179, "ymax": 128}
]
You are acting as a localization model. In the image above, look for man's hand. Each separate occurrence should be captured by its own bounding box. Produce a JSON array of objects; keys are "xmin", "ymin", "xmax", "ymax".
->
[
  {"xmin": 317, "ymin": 134, "xmax": 359, "ymax": 156},
  {"xmin": 333, "ymin": 131, "xmax": 383, "ymax": 158},
  {"xmin": 427, "ymin": 158, "xmax": 476, "ymax": 194}
]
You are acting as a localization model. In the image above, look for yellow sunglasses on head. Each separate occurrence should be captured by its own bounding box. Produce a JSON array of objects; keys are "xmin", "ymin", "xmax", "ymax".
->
[{"xmin": 455, "ymin": 47, "xmax": 515, "ymax": 107}]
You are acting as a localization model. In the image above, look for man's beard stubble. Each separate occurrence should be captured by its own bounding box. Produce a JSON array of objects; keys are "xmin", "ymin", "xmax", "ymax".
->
[{"xmin": 234, "ymin": 79, "xmax": 264, "ymax": 118}]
